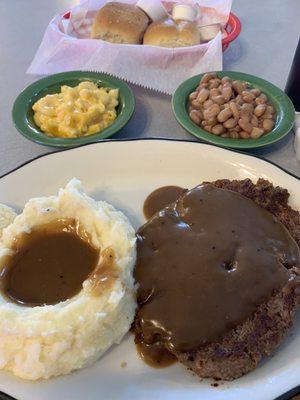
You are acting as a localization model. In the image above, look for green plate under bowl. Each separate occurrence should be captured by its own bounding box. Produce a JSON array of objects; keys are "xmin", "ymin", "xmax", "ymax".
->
[
  {"xmin": 12, "ymin": 71, "xmax": 135, "ymax": 148},
  {"xmin": 172, "ymin": 71, "xmax": 295, "ymax": 149}
]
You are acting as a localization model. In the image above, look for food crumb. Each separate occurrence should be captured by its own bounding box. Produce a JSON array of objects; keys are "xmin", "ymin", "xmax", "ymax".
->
[{"xmin": 121, "ymin": 361, "xmax": 127, "ymax": 368}]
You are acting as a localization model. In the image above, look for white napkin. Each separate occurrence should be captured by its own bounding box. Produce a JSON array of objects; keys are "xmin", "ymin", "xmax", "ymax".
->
[{"xmin": 27, "ymin": 0, "xmax": 232, "ymax": 94}]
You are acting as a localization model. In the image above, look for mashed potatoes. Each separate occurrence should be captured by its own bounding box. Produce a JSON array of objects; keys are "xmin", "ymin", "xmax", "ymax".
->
[
  {"xmin": 0, "ymin": 179, "xmax": 136, "ymax": 380},
  {"xmin": 0, "ymin": 204, "xmax": 17, "ymax": 235}
]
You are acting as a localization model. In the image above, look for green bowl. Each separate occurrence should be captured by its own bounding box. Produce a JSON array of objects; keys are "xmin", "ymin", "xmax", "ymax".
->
[
  {"xmin": 12, "ymin": 71, "xmax": 135, "ymax": 148},
  {"xmin": 172, "ymin": 71, "xmax": 295, "ymax": 149}
]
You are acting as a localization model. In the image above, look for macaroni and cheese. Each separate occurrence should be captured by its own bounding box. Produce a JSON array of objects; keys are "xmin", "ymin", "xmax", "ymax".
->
[{"xmin": 32, "ymin": 81, "xmax": 119, "ymax": 138}]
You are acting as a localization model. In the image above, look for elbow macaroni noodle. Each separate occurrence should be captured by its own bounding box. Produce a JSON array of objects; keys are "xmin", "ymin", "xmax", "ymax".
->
[{"xmin": 32, "ymin": 81, "xmax": 119, "ymax": 138}]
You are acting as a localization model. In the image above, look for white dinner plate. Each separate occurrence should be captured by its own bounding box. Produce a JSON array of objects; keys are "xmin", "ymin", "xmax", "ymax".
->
[{"xmin": 0, "ymin": 139, "xmax": 299, "ymax": 400}]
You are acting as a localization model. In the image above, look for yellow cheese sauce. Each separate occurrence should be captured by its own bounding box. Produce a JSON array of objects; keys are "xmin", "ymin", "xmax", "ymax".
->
[{"xmin": 32, "ymin": 81, "xmax": 119, "ymax": 138}]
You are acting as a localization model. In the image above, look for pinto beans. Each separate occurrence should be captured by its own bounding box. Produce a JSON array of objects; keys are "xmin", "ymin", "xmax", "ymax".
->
[
  {"xmin": 188, "ymin": 74, "xmax": 276, "ymax": 140},
  {"xmin": 197, "ymin": 88, "xmax": 210, "ymax": 103},
  {"xmin": 217, "ymin": 108, "xmax": 233, "ymax": 122}
]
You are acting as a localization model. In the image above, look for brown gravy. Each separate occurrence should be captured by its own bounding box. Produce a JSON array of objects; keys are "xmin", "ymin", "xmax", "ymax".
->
[
  {"xmin": 0, "ymin": 219, "xmax": 99, "ymax": 306},
  {"xmin": 136, "ymin": 341, "xmax": 177, "ymax": 368},
  {"xmin": 134, "ymin": 184, "xmax": 300, "ymax": 366},
  {"xmin": 143, "ymin": 186, "xmax": 186, "ymax": 220}
]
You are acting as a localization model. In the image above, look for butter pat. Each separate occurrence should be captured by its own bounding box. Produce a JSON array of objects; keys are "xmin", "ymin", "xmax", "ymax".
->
[
  {"xmin": 172, "ymin": 4, "xmax": 197, "ymax": 22},
  {"xmin": 199, "ymin": 23, "xmax": 221, "ymax": 42},
  {"xmin": 136, "ymin": 0, "xmax": 168, "ymax": 22}
]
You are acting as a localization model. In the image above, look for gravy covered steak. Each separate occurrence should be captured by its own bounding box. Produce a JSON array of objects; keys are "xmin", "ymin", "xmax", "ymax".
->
[{"xmin": 134, "ymin": 179, "xmax": 300, "ymax": 380}]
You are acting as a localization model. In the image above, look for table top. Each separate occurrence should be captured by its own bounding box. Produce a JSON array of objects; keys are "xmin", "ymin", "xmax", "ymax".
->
[{"xmin": 1, "ymin": 0, "xmax": 300, "ymax": 178}]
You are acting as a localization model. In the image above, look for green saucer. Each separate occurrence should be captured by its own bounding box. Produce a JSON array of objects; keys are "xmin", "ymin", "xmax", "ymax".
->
[
  {"xmin": 172, "ymin": 71, "xmax": 295, "ymax": 149},
  {"xmin": 12, "ymin": 71, "xmax": 135, "ymax": 148}
]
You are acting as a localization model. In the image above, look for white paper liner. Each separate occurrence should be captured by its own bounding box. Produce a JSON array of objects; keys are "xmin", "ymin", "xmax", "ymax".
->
[{"xmin": 27, "ymin": 0, "xmax": 232, "ymax": 94}]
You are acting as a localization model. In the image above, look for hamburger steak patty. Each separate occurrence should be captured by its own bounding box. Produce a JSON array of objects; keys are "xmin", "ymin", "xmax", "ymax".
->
[
  {"xmin": 176, "ymin": 269, "xmax": 300, "ymax": 380},
  {"xmin": 178, "ymin": 179, "xmax": 300, "ymax": 380},
  {"xmin": 135, "ymin": 179, "xmax": 300, "ymax": 380}
]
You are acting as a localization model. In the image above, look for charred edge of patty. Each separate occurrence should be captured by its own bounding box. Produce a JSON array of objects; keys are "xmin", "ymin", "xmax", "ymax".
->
[
  {"xmin": 211, "ymin": 178, "xmax": 300, "ymax": 247},
  {"xmin": 176, "ymin": 268, "xmax": 300, "ymax": 380}
]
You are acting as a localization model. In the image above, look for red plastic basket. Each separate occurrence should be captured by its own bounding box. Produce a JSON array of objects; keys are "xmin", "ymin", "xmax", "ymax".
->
[
  {"xmin": 222, "ymin": 12, "xmax": 242, "ymax": 51},
  {"xmin": 62, "ymin": 10, "xmax": 241, "ymax": 51}
]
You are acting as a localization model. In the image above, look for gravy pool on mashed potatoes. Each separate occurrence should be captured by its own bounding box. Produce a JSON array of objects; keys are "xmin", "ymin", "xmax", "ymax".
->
[{"xmin": 0, "ymin": 179, "xmax": 136, "ymax": 380}]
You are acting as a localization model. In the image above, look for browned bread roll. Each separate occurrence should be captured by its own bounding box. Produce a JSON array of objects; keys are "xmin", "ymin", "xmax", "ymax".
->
[
  {"xmin": 91, "ymin": 2, "xmax": 149, "ymax": 44},
  {"xmin": 143, "ymin": 17, "xmax": 201, "ymax": 47}
]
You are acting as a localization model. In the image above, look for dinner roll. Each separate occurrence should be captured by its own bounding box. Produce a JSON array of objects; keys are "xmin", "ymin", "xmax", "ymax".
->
[
  {"xmin": 91, "ymin": 2, "xmax": 149, "ymax": 44},
  {"xmin": 143, "ymin": 18, "xmax": 201, "ymax": 47}
]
